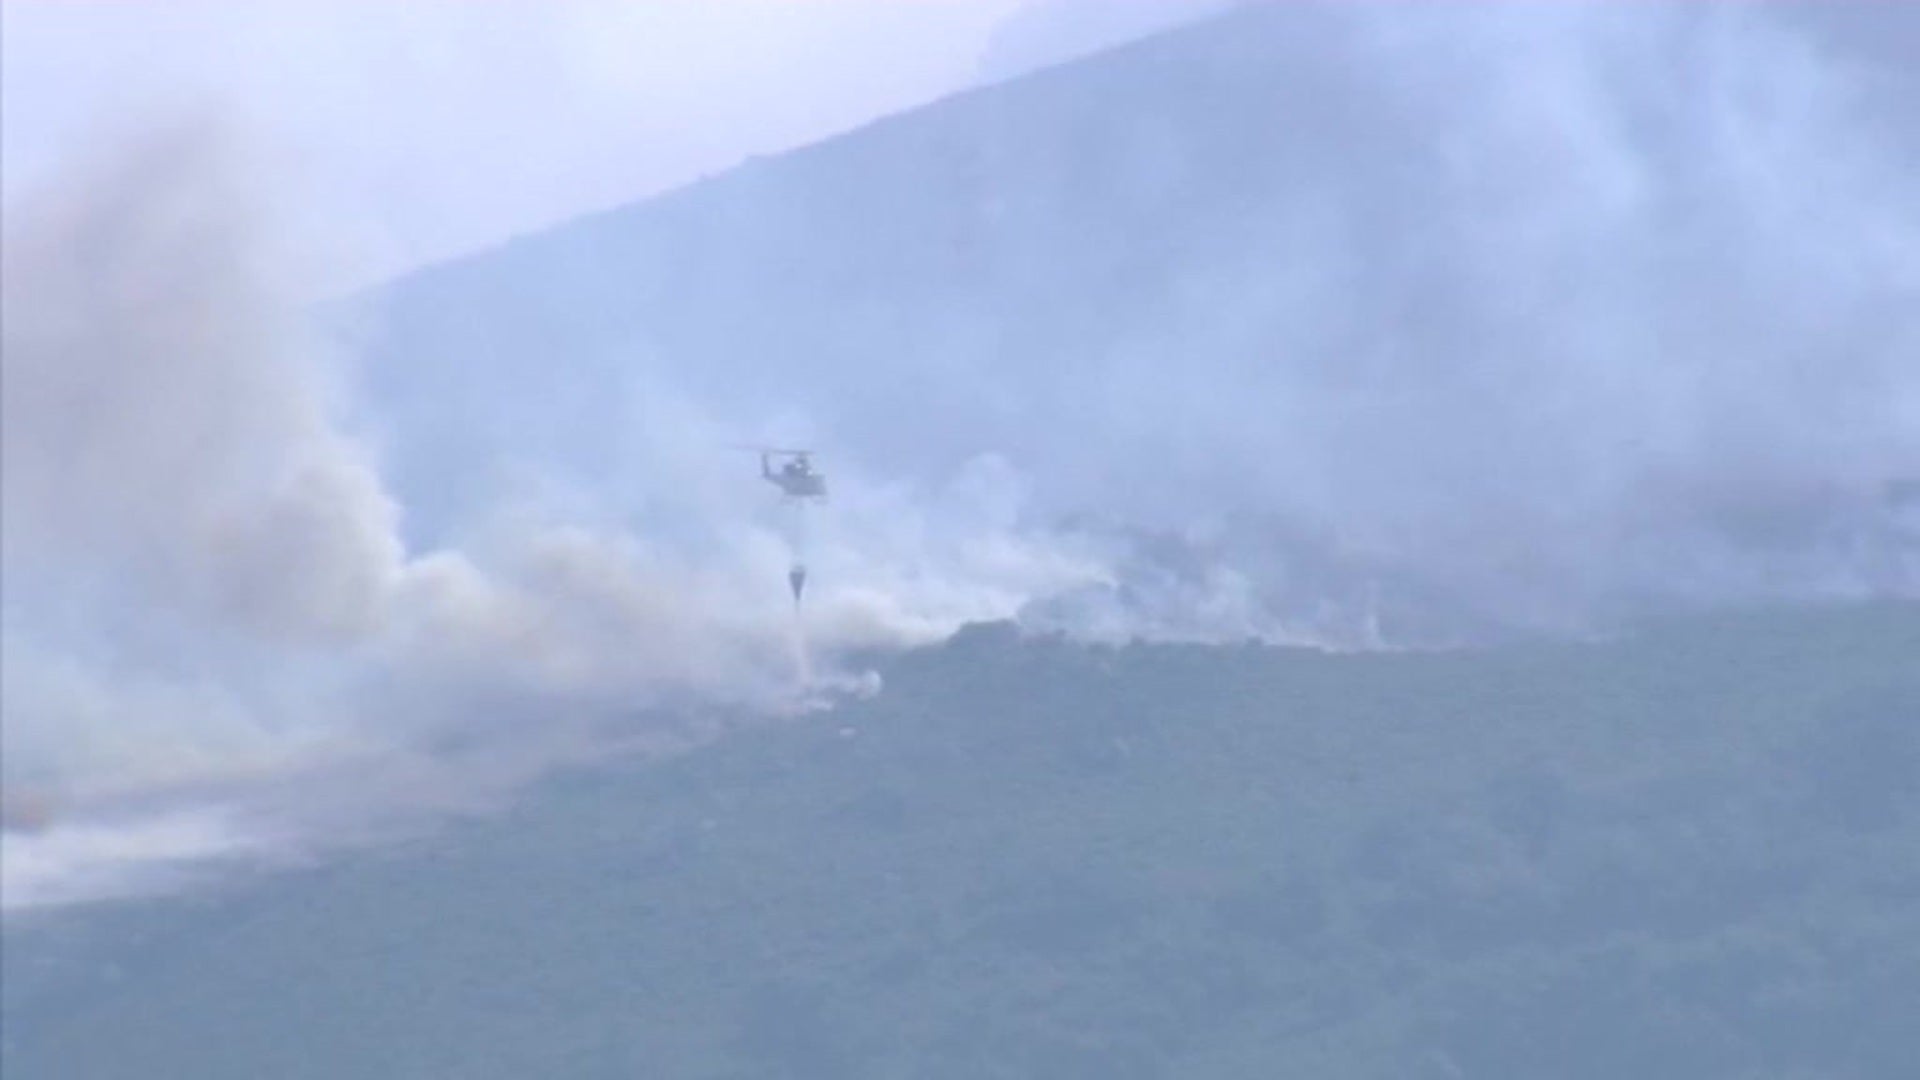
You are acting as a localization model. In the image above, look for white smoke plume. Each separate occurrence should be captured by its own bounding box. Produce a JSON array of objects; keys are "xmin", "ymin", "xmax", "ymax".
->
[{"xmin": 0, "ymin": 122, "xmax": 1104, "ymax": 914}]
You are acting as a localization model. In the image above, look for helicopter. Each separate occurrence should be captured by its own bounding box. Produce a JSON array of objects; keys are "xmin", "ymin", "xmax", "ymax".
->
[
  {"xmin": 745, "ymin": 446, "xmax": 827, "ymax": 500},
  {"xmin": 735, "ymin": 446, "xmax": 826, "ymax": 608}
]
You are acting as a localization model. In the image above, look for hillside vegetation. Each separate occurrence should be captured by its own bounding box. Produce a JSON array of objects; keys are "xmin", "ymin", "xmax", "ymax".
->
[{"xmin": 7, "ymin": 603, "xmax": 1918, "ymax": 1078}]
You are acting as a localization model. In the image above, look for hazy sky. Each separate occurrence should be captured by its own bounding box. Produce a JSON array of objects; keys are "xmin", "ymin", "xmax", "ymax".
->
[{"xmin": 0, "ymin": 0, "xmax": 1027, "ymax": 288}]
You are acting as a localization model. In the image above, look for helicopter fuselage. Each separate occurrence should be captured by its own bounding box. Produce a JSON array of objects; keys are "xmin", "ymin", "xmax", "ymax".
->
[{"xmin": 761, "ymin": 452, "xmax": 827, "ymax": 499}]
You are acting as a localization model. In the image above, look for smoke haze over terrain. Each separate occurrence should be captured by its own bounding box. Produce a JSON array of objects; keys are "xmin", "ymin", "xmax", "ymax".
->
[
  {"xmin": 363, "ymin": 2, "xmax": 1920, "ymax": 631},
  {"xmin": 5, "ymin": 1, "xmax": 1920, "ymax": 912},
  {"xmin": 0, "ymin": 125, "xmax": 1098, "ymax": 910}
]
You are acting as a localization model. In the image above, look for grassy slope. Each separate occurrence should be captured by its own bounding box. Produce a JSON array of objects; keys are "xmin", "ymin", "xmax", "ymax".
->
[{"xmin": 6, "ymin": 603, "xmax": 1919, "ymax": 1078}]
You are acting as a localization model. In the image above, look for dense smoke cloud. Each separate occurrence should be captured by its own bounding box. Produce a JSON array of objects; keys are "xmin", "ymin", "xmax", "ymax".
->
[
  {"xmin": 0, "ymin": 124, "xmax": 1102, "ymax": 911},
  {"xmin": 3, "ymin": 125, "xmax": 401, "ymax": 648},
  {"xmin": 1013, "ymin": 3, "xmax": 1920, "ymax": 625}
]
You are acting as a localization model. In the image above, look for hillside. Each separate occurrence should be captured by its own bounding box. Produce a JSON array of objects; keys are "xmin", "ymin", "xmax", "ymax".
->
[
  {"xmin": 354, "ymin": 1, "xmax": 1382, "ymax": 532},
  {"xmin": 7, "ymin": 602, "xmax": 1919, "ymax": 1078},
  {"xmin": 348, "ymin": 2, "xmax": 1920, "ymax": 630}
]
